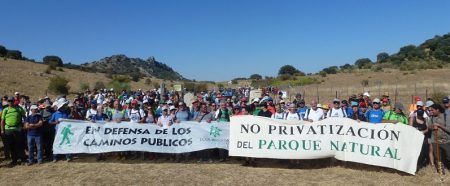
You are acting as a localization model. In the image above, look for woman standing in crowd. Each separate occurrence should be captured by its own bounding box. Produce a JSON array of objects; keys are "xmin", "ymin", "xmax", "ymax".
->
[{"xmin": 410, "ymin": 109, "xmax": 429, "ymax": 168}]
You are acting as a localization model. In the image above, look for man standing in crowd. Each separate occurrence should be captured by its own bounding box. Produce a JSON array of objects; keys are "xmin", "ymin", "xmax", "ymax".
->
[
  {"xmin": 48, "ymin": 98, "xmax": 71, "ymax": 162},
  {"xmin": 305, "ymin": 100, "xmax": 324, "ymax": 122},
  {"xmin": 1, "ymin": 96, "xmax": 26, "ymax": 166},
  {"xmin": 328, "ymin": 99, "xmax": 347, "ymax": 118},
  {"xmin": 383, "ymin": 102, "xmax": 408, "ymax": 124},
  {"xmin": 25, "ymin": 104, "xmax": 43, "ymax": 165},
  {"xmin": 365, "ymin": 98, "xmax": 384, "ymax": 124},
  {"xmin": 296, "ymin": 100, "xmax": 308, "ymax": 120}
]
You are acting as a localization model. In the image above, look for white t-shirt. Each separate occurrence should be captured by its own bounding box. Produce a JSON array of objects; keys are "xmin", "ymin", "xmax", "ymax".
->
[
  {"xmin": 285, "ymin": 112, "xmax": 303, "ymax": 121},
  {"xmin": 306, "ymin": 108, "xmax": 325, "ymax": 122},
  {"xmin": 272, "ymin": 112, "xmax": 286, "ymax": 120},
  {"xmin": 96, "ymin": 94, "xmax": 105, "ymax": 105},
  {"xmin": 328, "ymin": 108, "xmax": 347, "ymax": 118},
  {"xmin": 128, "ymin": 108, "xmax": 145, "ymax": 123},
  {"xmin": 86, "ymin": 109, "xmax": 98, "ymax": 119},
  {"xmin": 158, "ymin": 115, "xmax": 174, "ymax": 128}
]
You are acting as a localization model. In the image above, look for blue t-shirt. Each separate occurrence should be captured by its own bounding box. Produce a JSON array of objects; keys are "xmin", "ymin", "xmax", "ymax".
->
[
  {"xmin": 365, "ymin": 109, "xmax": 385, "ymax": 124},
  {"xmin": 49, "ymin": 111, "xmax": 69, "ymax": 130},
  {"xmin": 297, "ymin": 107, "xmax": 308, "ymax": 120},
  {"xmin": 345, "ymin": 107, "xmax": 353, "ymax": 118},
  {"xmin": 26, "ymin": 114, "xmax": 42, "ymax": 136},
  {"xmin": 176, "ymin": 110, "xmax": 191, "ymax": 121}
]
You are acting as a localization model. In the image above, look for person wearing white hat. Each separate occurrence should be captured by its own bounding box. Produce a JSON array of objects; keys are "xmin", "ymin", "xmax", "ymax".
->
[
  {"xmin": 365, "ymin": 98, "xmax": 385, "ymax": 124},
  {"xmin": 48, "ymin": 98, "xmax": 71, "ymax": 162},
  {"xmin": 409, "ymin": 101, "xmax": 429, "ymax": 119},
  {"xmin": 24, "ymin": 105, "xmax": 44, "ymax": 165}
]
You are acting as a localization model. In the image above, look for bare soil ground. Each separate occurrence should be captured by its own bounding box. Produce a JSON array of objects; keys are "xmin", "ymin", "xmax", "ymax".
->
[{"xmin": 0, "ymin": 154, "xmax": 449, "ymax": 186}]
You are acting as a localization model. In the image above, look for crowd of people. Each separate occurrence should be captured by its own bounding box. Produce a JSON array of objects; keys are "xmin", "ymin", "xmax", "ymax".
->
[{"xmin": 0, "ymin": 88, "xmax": 449, "ymax": 171}]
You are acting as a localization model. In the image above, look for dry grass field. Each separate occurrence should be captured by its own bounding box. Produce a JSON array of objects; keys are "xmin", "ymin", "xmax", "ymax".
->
[
  {"xmin": 0, "ymin": 58, "xmax": 165, "ymax": 100},
  {"xmin": 0, "ymin": 155, "xmax": 449, "ymax": 186}
]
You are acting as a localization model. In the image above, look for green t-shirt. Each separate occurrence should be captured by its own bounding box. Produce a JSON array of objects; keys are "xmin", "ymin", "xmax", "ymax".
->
[
  {"xmin": 253, "ymin": 107, "xmax": 261, "ymax": 116},
  {"xmin": 1, "ymin": 106, "xmax": 25, "ymax": 129},
  {"xmin": 383, "ymin": 111, "xmax": 408, "ymax": 124},
  {"xmin": 217, "ymin": 109, "xmax": 232, "ymax": 122}
]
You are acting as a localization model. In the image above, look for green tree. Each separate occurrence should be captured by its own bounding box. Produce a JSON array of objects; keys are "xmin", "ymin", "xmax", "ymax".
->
[
  {"xmin": 340, "ymin": 63, "xmax": 353, "ymax": 70},
  {"xmin": 376, "ymin": 52, "xmax": 389, "ymax": 63},
  {"xmin": 43, "ymin": 55, "xmax": 63, "ymax": 67},
  {"xmin": 6, "ymin": 50, "xmax": 22, "ymax": 59},
  {"xmin": 278, "ymin": 65, "xmax": 300, "ymax": 75},
  {"xmin": 354, "ymin": 58, "xmax": 373, "ymax": 69},
  {"xmin": 0, "ymin": 45, "xmax": 7, "ymax": 57},
  {"xmin": 322, "ymin": 66, "xmax": 338, "ymax": 74},
  {"xmin": 48, "ymin": 76, "xmax": 69, "ymax": 95},
  {"xmin": 249, "ymin": 74, "xmax": 262, "ymax": 80},
  {"xmin": 108, "ymin": 76, "xmax": 131, "ymax": 92}
]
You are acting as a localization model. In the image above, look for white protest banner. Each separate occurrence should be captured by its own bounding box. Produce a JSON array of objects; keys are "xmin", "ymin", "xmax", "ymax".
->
[
  {"xmin": 229, "ymin": 116, "xmax": 424, "ymax": 175},
  {"xmin": 53, "ymin": 120, "xmax": 229, "ymax": 154}
]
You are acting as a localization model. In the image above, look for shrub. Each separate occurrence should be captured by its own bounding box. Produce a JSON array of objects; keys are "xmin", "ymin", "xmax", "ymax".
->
[
  {"xmin": 44, "ymin": 66, "xmax": 52, "ymax": 74},
  {"xmin": 109, "ymin": 76, "xmax": 131, "ymax": 92},
  {"xmin": 6, "ymin": 50, "xmax": 22, "ymax": 59},
  {"xmin": 431, "ymin": 92, "xmax": 447, "ymax": 105},
  {"xmin": 144, "ymin": 78, "xmax": 152, "ymax": 85},
  {"xmin": 93, "ymin": 81, "xmax": 106, "ymax": 90},
  {"xmin": 130, "ymin": 73, "xmax": 140, "ymax": 82},
  {"xmin": 79, "ymin": 82, "xmax": 89, "ymax": 91},
  {"xmin": 48, "ymin": 76, "xmax": 69, "ymax": 95}
]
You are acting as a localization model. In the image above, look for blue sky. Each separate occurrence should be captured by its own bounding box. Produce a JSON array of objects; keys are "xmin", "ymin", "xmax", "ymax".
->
[{"xmin": 1, "ymin": 0, "xmax": 450, "ymax": 81}]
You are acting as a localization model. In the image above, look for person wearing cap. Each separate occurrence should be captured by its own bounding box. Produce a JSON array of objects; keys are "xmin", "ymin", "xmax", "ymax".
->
[
  {"xmin": 1, "ymin": 96, "xmax": 27, "ymax": 166},
  {"xmin": 48, "ymin": 98, "xmax": 71, "ymax": 162},
  {"xmin": 383, "ymin": 102, "xmax": 408, "ymax": 124},
  {"xmin": 381, "ymin": 98, "xmax": 392, "ymax": 112},
  {"xmin": 249, "ymin": 98, "xmax": 261, "ymax": 116},
  {"xmin": 304, "ymin": 100, "xmax": 325, "ymax": 122},
  {"xmin": 327, "ymin": 98, "xmax": 347, "ymax": 118},
  {"xmin": 365, "ymin": 98, "xmax": 385, "ymax": 124},
  {"xmin": 13, "ymin": 92, "xmax": 21, "ymax": 106},
  {"xmin": 427, "ymin": 103, "xmax": 450, "ymax": 170},
  {"xmin": 409, "ymin": 109, "xmax": 429, "ymax": 168},
  {"xmin": 296, "ymin": 99, "xmax": 308, "ymax": 120},
  {"xmin": 86, "ymin": 100, "xmax": 98, "ymax": 120},
  {"xmin": 349, "ymin": 101, "xmax": 365, "ymax": 122},
  {"xmin": 443, "ymin": 96, "xmax": 450, "ymax": 125},
  {"xmin": 408, "ymin": 101, "xmax": 429, "ymax": 120},
  {"xmin": 128, "ymin": 99, "xmax": 145, "ymax": 123},
  {"xmin": 24, "ymin": 105, "xmax": 44, "ymax": 165}
]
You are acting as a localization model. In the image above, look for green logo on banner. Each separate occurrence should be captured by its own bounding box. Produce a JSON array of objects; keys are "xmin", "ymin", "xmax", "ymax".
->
[
  {"xmin": 209, "ymin": 126, "xmax": 222, "ymax": 137},
  {"xmin": 59, "ymin": 124, "xmax": 74, "ymax": 147}
]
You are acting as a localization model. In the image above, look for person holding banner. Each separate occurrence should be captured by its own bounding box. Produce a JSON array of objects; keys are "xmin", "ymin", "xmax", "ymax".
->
[
  {"xmin": 328, "ymin": 99, "xmax": 347, "ymax": 118},
  {"xmin": 428, "ymin": 104, "xmax": 450, "ymax": 170},
  {"xmin": 383, "ymin": 102, "xmax": 408, "ymax": 124},
  {"xmin": 410, "ymin": 109, "xmax": 429, "ymax": 168},
  {"xmin": 349, "ymin": 101, "xmax": 365, "ymax": 122},
  {"xmin": 128, "ymin": 100, "xmax": 145, "ymax": 123},
  {"xmin": 48, "ymin": 98, "xmax": 72, "ymax": 162},
  {"xmin": 195, "ymin": 103, "xmax": 214, "ymax": 163},
  {"xmin": 365, "ymin": 98, "xmax": 384, "ymax": 124},
  {"xmin": 285, "ymin": 104, "xmax": 303, "ymax": 121},
  {"xmin": 111, "ymin": 100, "xmax": 129, "ymax": 123},
  {"xmin": 272, "ymin": 104, "xmax": 286, "ymax": 120},
  {"xmin": 305, "ymin": 100, "xmax": 324, "ymax": 122}
]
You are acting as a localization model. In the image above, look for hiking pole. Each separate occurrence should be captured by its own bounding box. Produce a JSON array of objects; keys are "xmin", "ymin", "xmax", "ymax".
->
[{"xmin": 434, "ymin": 128, "xmax": 445, "ymax": 179}]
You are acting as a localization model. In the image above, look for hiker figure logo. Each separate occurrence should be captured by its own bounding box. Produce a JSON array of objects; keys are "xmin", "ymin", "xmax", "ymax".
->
[
  {"xmin": 59, "ymin": 124, "xmax": 74, "ymax": 147},
  {"xmin": 209, "ymin": 126, "xmax": 222, "ymax": 138}
]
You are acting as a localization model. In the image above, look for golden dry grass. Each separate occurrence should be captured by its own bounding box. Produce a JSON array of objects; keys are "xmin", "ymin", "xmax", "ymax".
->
[
  {"xmin": 0, "ymin": 156, "xmax": 449, "ymax": 186},
  {"xmin": 0, "ymin": 58, "xmax": 168, "ymax": 100}
]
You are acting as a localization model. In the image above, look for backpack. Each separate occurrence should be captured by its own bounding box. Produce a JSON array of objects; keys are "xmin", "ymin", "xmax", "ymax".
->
[
  {"xmin": 285, "ymin": 112, "xmax": 302, "ymax": 120},
  {"xmin": 328, "ymin": 107, "xmax": 347, "ymax": 118},
  {"xmin": 305, "ymin": 109, "xmax": 311, "ymax": 120}
]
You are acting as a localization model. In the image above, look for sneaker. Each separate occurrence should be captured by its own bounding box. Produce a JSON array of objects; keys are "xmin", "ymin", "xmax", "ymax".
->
[
  {"xmin": 52, "ymin": 159, "xmax": 58, "ymax": 163},
  {"xmin": 37, "ymin": 161, "xmax": 43, "ymax": 165},
  {"xmin": 197, "ymin": 159, "xmax": 203, "ymax": 163},
  {"xmin": 66, "ymin": 158, "xmax": 72, "ymax": 162},
  {"xmin": 26, "ymin": 162, "xmax": 32, "ymax": 166},
  {"xmin": 208, "ymin": 159, "xmax": 213, "ymax": 163}
]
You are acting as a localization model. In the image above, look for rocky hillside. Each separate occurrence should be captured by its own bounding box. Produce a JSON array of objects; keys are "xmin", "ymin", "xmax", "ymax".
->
[{"xmin": 81, "ymin": 54, "xmax": 185, "ymax": 80}]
